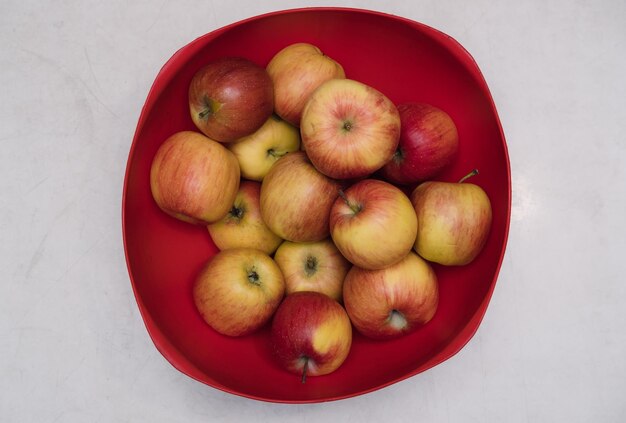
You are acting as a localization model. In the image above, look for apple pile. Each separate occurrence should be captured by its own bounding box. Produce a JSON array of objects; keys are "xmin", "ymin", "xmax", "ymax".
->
[{"xmin": 149, "ymin": 42, "xmax": 493, "ymax": 382}]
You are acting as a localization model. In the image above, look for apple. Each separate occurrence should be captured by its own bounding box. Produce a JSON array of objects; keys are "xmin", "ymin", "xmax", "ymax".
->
[
  {"xmin": 260, "ymin": 151, "xmax": 340, "ymax": 242},
  {"xmin": 207, "ymin": 181, "xmax": 282, "ymax": 254},
  {"xmin": 227, "ymin": 115, "xmax": 300, "ymax": 181},
  {"xmin": 300, "ymin": 78, "xmax": 401, "ymax": 179},
  {"xmin": 150, "ymin": 131, "xmax": 240, "ymax": 224},
  {"xmin": 188, "ymin": 57, "xmax": 273, "ymax": 142},
  {"xmin": 193, "ymin": 248, "xmax": 285, "ymax": 337},
  {"xmin": 330, "ymin": 179, "xmax": 417, "ymax": 270},
  {"xmin": 381, "ymin": 102, "xmax": 459, "ymax": 185},
  {"xmin": 266, "ymin": 42, "xmax": 345, "ymax": 126},
  {"xmin": 273, "ymin": 239, "xmax": 350, "ymax": 302},
  {"xmin": 342, "ymin": 252, "xmax": 439, "ymax": 340},
  {"xmin": 411, "ymin": 169, "xmax": 493, "ymax": 266},
  {"xmin": 270, "ymin": 291, "xmax": 352, "ymax": 382}
]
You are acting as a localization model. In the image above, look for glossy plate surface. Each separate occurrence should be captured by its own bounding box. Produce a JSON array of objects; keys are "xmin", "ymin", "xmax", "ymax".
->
[{"xmin": 123, "ymin": 7, "xmax": 510, "ymax": 403}]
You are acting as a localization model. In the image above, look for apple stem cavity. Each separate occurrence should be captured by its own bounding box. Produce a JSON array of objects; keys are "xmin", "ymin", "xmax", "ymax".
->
[
  {"xmin": 392, "ymin": 147, "xmax": 405, "ymax": 164},
  {"xmin": 342, "ymin": 120, "xmax": 353, "ymax": 132},
  {"xmin": 338, "ymin": 190, "xmax": 362, "ymax": 214},
  {"xmin": 267, "ymin": 148, "xmax": 288, "ymax": 159},
  {"xmin": 458, "ymin": 168, "xmax": 479, "ymax": 184},
  {"xmin": 198, "ymin": 95, "xmax": 221, "ymax": 120},
  {"xmin": 301, "ymin": 356, "xmax": 309, "ymax": 384},
  {"xmin": 229, "ymin": 205, "xmax": 244, "ymax": 220},
  {"xmin": 247, "ymin": 268, "xmax": 261, "ymax": 286},
  {"xmin": 304, "ymin": 256, "xmax": 318, "ymax": 277}
]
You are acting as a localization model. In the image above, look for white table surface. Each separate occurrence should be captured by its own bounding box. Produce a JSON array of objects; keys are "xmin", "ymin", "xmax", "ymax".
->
[{"xmin": 2, "ymin": 0, "xmax": 625, "ymax": 421}]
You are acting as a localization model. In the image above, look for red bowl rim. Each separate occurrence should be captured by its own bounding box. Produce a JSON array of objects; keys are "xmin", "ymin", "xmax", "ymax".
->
[{"xmin": 122, "ymin": 6, "xmax": 511, "ymax": 403}]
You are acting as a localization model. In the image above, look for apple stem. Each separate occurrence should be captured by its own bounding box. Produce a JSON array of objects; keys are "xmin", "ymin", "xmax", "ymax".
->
[
  {"xmin": 301, "ymin": 357, "xmax": 309, "ymax": 384},
  {"xmin": 338, "ymin": 190, "xmax": 361, "ymax": 214},
  {"xmin": 304, "ymin": 256, "xmax": 318, "ymax": 277},
  {"xmin": 458, "ymin": 169, "xmax": 479, "ymax": 184}
]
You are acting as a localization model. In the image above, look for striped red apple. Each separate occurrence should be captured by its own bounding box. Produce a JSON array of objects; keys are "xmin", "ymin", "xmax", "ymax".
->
[
  {"xmin": 300, "ymin": 78, "xmax": 401, "ymax": 179},
  {"xmin": 343, "ymin": 252, "xmax": 439, "ymax": 339},
  {"xmin": 150, "ymin": 131, "xmax": 240, "ymax": 224}
]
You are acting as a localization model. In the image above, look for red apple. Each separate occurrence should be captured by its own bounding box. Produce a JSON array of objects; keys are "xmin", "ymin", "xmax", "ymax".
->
[
  {"xmin": 260, "ymin": 151, "xmax": 340, "ymax": 242},
  {"xmin": 193, "ymin": 248, "xmax": 285, "ymax": 337},
  {"xmin": 227, "ymin": 115, "xmax": 300, "ymax": 181},
  {"xmin": 381, "ymin": 102, "xmax": 459, "ymax": 184},
  {"xmin": 300, "ymin": 78, "xmax": 401, "ymax": 179},
  {"xmin": 411, "ymin": 169, "xmax": 492, "ymax": 266},
  {"xmin": 267, "ymin": 42, "xmax": 345, "ymax": 126},
  {"xmin": 330, "ymin": 179, "xmax": 417, "ymax": 270},
  {"xmin": 271, "ymin": 291, "xmax": 352, "ymax": 381},
  {"xmin": 343, "ymin": 252, "xmax": 438, "ymax": 339},
  {"xmin": 150, "ymin": 131, "xmax": 240, "ymax": 224},
  {"xmin": 189, "ymin": 57, "xmax": 273, "ymax": 142},
  {"xmin": 273, "ymin": 239, "xmax": 350, "ymax": 302},
  {"xmin": 207, "ymin": 181, "xmax": 282, "ymax": 254}
]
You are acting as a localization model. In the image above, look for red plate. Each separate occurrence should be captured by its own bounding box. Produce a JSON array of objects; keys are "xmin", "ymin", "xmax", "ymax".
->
[{"xmin": 122, "ymin": 7, "xmax": 510, "ymax": 403}]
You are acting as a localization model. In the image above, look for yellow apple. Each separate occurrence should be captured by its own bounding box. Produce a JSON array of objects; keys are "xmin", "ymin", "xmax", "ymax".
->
[
  {"xmin": 207, "ymin": 181, "xmax": 282, "ymax": 254},
  {"xmin": 227, "ymin": 115, "xmax": 300, "ymax": 181}
]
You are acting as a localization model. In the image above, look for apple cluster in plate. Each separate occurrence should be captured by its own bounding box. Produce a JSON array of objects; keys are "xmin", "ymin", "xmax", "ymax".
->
[{"xmin": 149, "ymin": 43, "xmax": 493, "ymax": 382}]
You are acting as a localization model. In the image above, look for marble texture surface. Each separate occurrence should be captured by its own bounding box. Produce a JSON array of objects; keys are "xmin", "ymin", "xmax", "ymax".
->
[{"xmin": 1, "ymin": 0, "xmax": 625, "ymax": 421}]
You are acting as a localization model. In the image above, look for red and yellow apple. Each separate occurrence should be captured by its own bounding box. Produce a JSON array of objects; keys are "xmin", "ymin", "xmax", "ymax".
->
[
  {"xmin": 411, "ymin": 169, "xmax": 492, "ymax": 266},
  {"xmin": 150, "ymin": 131, "xmax": 240, "ymax": 224},
  {"xmin": 271, "ymin": 291, "xmax": 352, "ymax": 381},
  {"xmin": 189, "ymin": 57, "xmax": 273, "ymax": 142},
  {"xmin": 260, "ymin": 151, "xmax": 340, "ymax": 242},
  {"xmin": 330, "ymin": 179, "xmax": 417, "ymax": 270},
  {"xmin": 274, "ymin": 239, "xmax": 350, "ymax": 302},
  {"xmin": 343, "ymin": 252, "xmax": 438, "ymax": 339},
  {"xmin": 381, "ymin": 102, "xmax": 459, "ymax": 185},
  {"xmin": 227, "ymin": 115, "xmax": 300, "ymax": 181},
  {"xmin": 300, "ymin": 78, "xmax": 401, "ymax": 179},
  {"xmin": 193, "ymin": 248, "xmax": 284, "ymax": 337},
  {"xmin": 207, "ymin": 181, "xmax": 282, "ymax": 254},
  {"xmin": 267, "ymin": 42, "xmax": 345, "ymax": 126}
]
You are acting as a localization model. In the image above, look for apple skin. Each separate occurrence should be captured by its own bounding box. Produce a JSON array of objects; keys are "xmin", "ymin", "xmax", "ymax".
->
[
  {"xmin": 193, "ymin": 248, "xmax": 285, "ymax": 337},
  {"xmin": 343, "ymin": 252, "xmax": 439, "ymax": 340},
  {"xmin": 189, "ymin": 57, "xmax": 274, "ymax": 142},
  {"xmin": 273, "ymin": 239, "xmax": 350, "ymax": 302},
  {"xmin": 270, "ymin": 291, "xmax": 352, "ymax": 379},
  {"xmin": 207, "ymin": 181, "xmax": 283, "ymax": 254},
  {"xmin": 300, "ymin": 78, "xmax": 401, "ymax": 179},
  {"xmin": 267, "ymin": 43, "xmax": 345, "ymax": 126},
  {"xmin": 260, "ymin": 151, "xmax": 340, "ymax": 242},
  {"xmin": 227, "ymin": 115, "xmax": 300, "ymax": 181},
  {"xmin": 330, "ymin": 179, "xmax": 417, "ymax": 270},
  {"xmin": 381, "ymin": 103, "xmax": 459, "ymax": 185},
  {"xmin": 411, "ymin": 176, "xmax": 492, "ymax": 266},
  {"xmin": 150, "ymin": 131, "xmax": 240, "ymax": 224}
]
